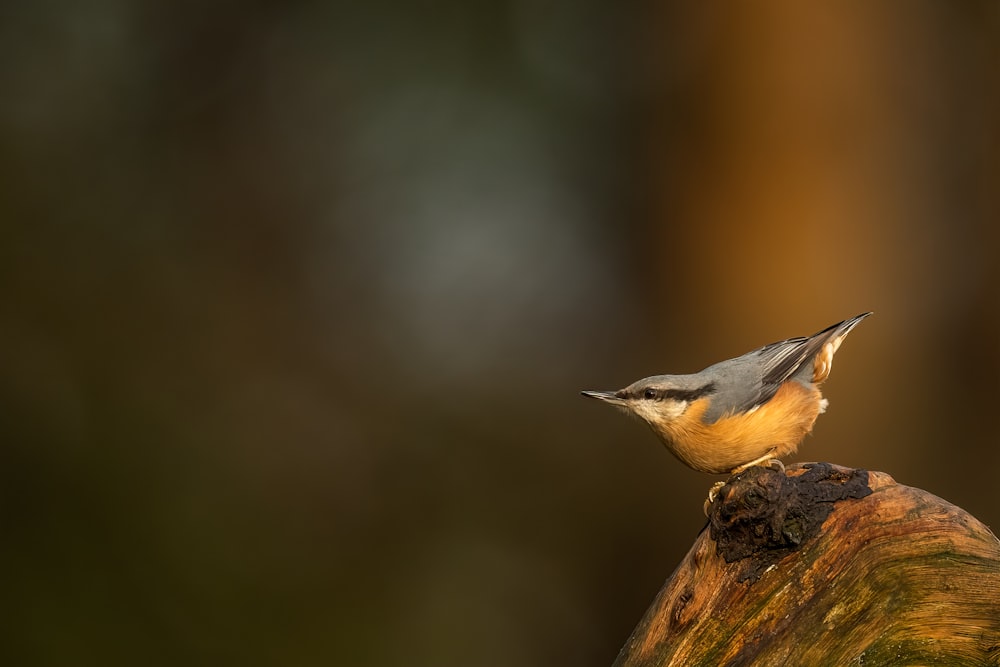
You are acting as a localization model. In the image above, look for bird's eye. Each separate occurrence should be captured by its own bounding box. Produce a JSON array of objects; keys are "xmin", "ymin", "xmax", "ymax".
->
[{"xmin": 643, "ymin": 388, "xmax": 657, "ymax": 400}]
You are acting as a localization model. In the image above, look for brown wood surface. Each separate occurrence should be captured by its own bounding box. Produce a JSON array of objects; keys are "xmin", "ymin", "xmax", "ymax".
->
[{"xmin": 614, "ymin": 463, "xmax": 1000, "ymax": 667}]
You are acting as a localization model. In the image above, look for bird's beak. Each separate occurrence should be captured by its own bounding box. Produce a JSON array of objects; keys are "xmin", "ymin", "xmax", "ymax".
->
[{"xmin": 581, "ymin": 390, "xmax": 627, "ymax": 407}]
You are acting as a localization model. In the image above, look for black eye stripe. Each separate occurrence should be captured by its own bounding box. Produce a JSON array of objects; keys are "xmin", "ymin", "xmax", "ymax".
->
[{"xmin": 638, "ymin": 382, "xmax": 716, "ymax": 402}]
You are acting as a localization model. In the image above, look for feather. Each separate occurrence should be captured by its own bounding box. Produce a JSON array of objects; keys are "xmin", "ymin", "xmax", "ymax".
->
[{"xmin": 733, "ymin": 313, "xmax": 871, "ymax": 413}]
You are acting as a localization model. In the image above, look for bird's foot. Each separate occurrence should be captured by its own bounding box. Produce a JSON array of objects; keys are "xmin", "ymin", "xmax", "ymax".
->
[
  {"xmin": 705, "ymin": 454, "xmax": 786, "ymax": 516},
  {"xmin": 703, "ymin": 481, "xmax": 727, "ymax": 516},
  {"xmin": 731, "ymin": 449, "xmax": 783, "ymax": 475}
]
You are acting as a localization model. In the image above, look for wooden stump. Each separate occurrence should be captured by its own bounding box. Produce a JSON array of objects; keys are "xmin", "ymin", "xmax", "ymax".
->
[{"xmin": 613, "ymin": 463, "xmax": 1000, "ymax": 667}]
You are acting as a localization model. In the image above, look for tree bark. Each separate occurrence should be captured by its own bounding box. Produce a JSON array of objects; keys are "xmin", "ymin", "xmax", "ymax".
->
[{"xmin": 614, "ymin": 463, "xmax": 1000, "ymax": 667}]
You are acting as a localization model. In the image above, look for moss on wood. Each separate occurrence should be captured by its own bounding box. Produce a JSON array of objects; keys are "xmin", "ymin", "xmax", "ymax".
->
[{"xmin": 613, "ymin": 463, "xmax": 1000, "ymax": 667}]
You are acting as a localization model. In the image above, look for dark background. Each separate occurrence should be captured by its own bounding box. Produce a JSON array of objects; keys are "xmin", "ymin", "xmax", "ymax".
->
[{"xmin": 3, "ymin": 2, "xmax": 999, "ymax": 665}]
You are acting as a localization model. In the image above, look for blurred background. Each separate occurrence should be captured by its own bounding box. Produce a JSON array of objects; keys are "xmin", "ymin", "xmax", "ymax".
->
[{"xmin": 2, "ymin": 1, "xmax": 999, "ymax": 665}]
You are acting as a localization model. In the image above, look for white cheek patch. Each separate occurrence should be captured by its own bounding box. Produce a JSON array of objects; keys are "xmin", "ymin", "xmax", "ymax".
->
[
  {"xmin": 664, "ymin": 400, "xmax": 689, "ymax": 419},
  {"xmin": 631, "ymin": 399, "xmax": 688, "ymax": 423}
]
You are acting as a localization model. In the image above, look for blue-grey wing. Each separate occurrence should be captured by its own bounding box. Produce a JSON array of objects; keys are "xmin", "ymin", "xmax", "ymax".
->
[
  {"xmin": 725, "ymin": 336, "xmax": 814, "ymax": 415},
  {"xmin": 709, "ymin": 313, "xmax": 871, "ymax": 418}
]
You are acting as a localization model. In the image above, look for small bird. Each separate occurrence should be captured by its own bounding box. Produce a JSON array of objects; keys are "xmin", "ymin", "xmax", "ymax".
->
[{"xmin": 582, "ymin": 313, "xmax": 871, "ymax": 476}]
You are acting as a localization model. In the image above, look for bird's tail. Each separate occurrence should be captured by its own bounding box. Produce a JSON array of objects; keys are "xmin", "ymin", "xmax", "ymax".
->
[{"xmin": 811, "ymin": 312, "xmax": 872, "ymax": 382}]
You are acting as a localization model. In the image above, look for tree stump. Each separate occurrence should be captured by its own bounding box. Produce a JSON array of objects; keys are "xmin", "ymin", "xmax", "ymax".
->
[{"xmin": 613, "ymin": 463, "xmax": 1000, "ymax": 666}]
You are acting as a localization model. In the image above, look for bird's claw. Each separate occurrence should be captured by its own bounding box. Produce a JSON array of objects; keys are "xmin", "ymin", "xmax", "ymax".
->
[
  {"xmin": 731, "ymin": 448, "xmax": 783, "ymax": 475},
  {"xmin": 703, "ymin": 480, "xmax": 727, "ymax": 516},
  {"xmin": 705, "ymin": 457, "xmax": 785, "ymax": 515}
]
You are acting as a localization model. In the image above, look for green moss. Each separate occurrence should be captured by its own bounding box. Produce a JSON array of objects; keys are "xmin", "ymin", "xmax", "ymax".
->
[{"xmin": 854, "ymin": 637, "xmax": 983, "ymax": 666}]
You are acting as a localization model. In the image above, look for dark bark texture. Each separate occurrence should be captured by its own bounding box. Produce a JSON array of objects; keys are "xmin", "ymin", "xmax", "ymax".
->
[{"xmin": 613, "ymin": 463, "xmax": 1000, "ymax": 667}]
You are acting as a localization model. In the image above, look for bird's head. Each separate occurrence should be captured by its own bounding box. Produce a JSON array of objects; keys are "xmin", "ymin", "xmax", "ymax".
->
[{"xmin": 582, "ymin": 375, "xmax": 716, "ymax": 430}]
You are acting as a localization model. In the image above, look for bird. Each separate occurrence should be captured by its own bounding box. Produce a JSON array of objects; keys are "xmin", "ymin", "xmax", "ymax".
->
[{"xmin": 582, "ymin": 313, "xmax": 871, "ymax": 478}]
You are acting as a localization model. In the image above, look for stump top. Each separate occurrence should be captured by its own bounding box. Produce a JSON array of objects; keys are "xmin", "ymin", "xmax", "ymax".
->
[{"xmin": 614, "ymin": 463, "xmax": 1000, "ymax": 667}]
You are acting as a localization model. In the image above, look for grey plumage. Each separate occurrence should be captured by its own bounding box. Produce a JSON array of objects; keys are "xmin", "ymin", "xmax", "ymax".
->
[
  {"xmin": 582, "ymin": 313, "xmax": 872, "ymax": 475},
  {"xmin": 585, "ymin": 313, "xmax": 871, "ymax": 424},
  {"xmin": 698, "ymin": 312, "xmax": 871, "ymax": 421}
]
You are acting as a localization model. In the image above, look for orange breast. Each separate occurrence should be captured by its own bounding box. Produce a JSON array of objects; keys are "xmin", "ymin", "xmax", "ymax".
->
[{"xmin": 655, "ymin": 381, "xmax": 824, "ymax": 474}]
